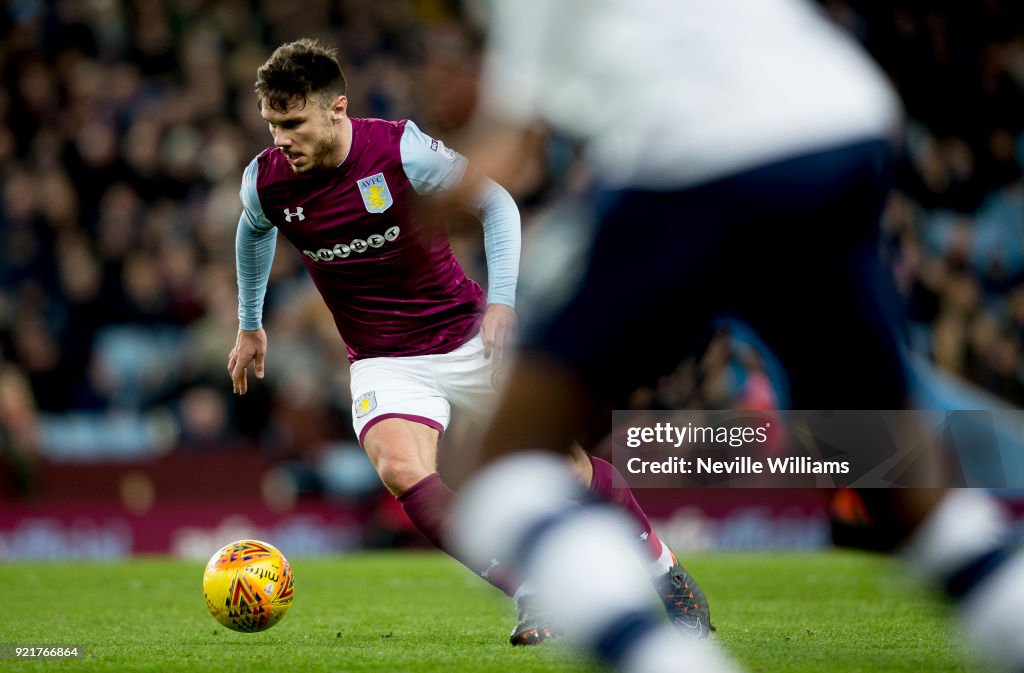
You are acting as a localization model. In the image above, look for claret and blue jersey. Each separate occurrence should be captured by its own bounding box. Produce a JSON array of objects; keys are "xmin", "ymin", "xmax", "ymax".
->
[{"xmin": 236, "ymin": 118, "xmax": 516, "ymax": 362}]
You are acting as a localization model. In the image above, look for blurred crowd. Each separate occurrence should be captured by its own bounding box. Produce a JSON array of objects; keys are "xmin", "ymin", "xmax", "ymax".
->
[
  {"xmin": 0, "ymin": 0, "xmax": 483, "ymax": 486},
  {"xmin": 1, "ymin": 1, "xmax": 1023, "ymax": 497}
]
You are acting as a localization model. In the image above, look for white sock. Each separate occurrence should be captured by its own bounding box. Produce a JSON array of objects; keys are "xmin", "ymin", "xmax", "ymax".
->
[
  {"xmin": 648, "ymin": 540, "xmax": 676, "ymax": 578},
  {"xmin": 449, "ymin": 452, "xmax": 581, "ymax": 570},
  {"xmin": 526, "ymin": 505, "xmax": 660, "ymax": 644},
  {"xmin": 900, "ymin": 489, "xmax": 1008, "ymax": 582},
  {"xmin": 900, "ymin": 489, "xmax": 1024, "ymax": 672},
  {"xmin": 513, "ymin": 498, "xmax": 740, "ymax": 672},
  {"xmin": 452, "ymin": 453, "xmax": 653, "ymax": 643},
  {"xmin": 960, "ymin": 553, "xmax": 1024, "ymax": 672},
  {"xmin": 512, "ymin": 582, "xmax": 533, "ymax": 605},
  {"xmin": 451, "ymin": 453, "xmax": 742, "ymax": 673}
]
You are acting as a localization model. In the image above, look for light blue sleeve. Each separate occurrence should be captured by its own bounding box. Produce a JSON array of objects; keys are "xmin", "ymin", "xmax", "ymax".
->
[
  {"xmin": 471, "ymin": 178, "xmax": 521, "ymax": 308},
  {"xmin": 399, "ymin": 120, "xmax": 469, "ymax": 195},
  {"xmin": 399, "ymin": 121, "xmax": 520, "ymax": 307},
  {"xmin": 236, "ymin": 158, "xmax": 278, "ymax": 330},
  {"xmin": 400, "ymin": 121, "xmax": 520, "ymax": 307}
]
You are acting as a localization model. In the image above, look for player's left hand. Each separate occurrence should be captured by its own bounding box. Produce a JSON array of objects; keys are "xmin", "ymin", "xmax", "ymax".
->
[
  {"xmin": 480, "ymin": 303, "xmax": 517, "ymax": 372},
  {"xmin": 228, "ymin": 328, "xmax": 268, "ymax": 395}
]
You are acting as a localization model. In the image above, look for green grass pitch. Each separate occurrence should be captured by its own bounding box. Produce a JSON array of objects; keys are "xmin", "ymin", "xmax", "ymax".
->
[{"xmin": 4, "ymin": 550, "xmax": 971, "ymax": 672}]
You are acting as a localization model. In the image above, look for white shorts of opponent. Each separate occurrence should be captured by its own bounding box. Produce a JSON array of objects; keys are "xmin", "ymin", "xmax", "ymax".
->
[{"xmin": 349, "ymin": 334, "xmax": 499, "ymax": 445}]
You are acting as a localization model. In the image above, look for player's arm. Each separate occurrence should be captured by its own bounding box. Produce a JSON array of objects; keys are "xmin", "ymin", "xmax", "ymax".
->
[
  {"xmin": 468, "ymin": 177, "xmax": 519, "ymax": 369},
  {"xmin": 400, "ymin": 121, "xmax": 521, "ymax": 370},
  {"xmin": 229, "ymin": 158, "xmax": 278, "ymax": 395}
]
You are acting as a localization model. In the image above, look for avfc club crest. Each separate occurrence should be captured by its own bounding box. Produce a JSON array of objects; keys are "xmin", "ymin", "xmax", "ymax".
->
[
  {"xmin": 354, "ymin": 391, "xmax": 377, "ymax": 418},
  {"xmin": 357, "ymin": 173, "xmax": 393, "ymax": 214}
]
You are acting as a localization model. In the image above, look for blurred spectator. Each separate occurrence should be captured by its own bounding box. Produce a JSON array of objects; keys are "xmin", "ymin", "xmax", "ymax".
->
[{"xmin": 0, "ymin": 363, "xmax": 40, "ymax": 496}]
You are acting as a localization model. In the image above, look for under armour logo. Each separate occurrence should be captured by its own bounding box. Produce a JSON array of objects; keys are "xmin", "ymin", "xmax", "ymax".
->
[{"xmin": 283, "ymin": 207, "xmax": 305, "ymax": 222}]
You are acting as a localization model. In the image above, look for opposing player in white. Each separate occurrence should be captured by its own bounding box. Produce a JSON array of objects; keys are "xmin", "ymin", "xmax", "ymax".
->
[{"xmin": 450, "ymin": 0, "xmax": 1024, "ymax": 671}]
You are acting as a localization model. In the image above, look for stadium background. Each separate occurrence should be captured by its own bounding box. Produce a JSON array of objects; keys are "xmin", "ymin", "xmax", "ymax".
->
[{"xmin": 1, "ymin": 0, "xmax": 1023, "ymax": 560}]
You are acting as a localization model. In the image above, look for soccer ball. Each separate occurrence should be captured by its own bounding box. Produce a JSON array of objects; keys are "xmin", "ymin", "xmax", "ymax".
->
[{"xmin": 202, "ymin": 539, "xmax": 295, "ymax": 632}]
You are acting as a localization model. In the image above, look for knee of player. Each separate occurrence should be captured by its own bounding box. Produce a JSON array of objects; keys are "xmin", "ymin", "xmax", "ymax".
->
[{"xmin": 374, "ymin": 451, "xmax": 433, "ymax": 494}]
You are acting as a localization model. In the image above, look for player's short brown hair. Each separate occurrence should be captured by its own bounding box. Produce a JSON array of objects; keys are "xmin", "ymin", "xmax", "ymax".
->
[{"xmin": 255, "ymin": 38, "xmax": 347, "ymax": 112}]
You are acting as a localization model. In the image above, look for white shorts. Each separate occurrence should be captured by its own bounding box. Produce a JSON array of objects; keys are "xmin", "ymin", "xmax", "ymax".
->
[{"xmin": 349, "ymin": 334, "xmax": 499, "ymax": 444}]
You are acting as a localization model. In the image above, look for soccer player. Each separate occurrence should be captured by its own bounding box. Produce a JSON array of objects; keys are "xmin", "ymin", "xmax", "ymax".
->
[
  {"xmin": 447, "ymin": 1, "xmax": 1024, "ymax": 672},
  {"xmin": 227, "ymin": 38, "xmax": 710, "ymax": 647}
]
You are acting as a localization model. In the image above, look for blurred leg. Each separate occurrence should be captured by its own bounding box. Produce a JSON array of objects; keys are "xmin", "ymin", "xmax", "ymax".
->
[{"xmin": 452, "ymin": 452, "xmax": 740, "ymax": 672}]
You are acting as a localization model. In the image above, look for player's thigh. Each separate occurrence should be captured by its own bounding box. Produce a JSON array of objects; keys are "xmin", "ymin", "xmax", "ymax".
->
[
  {"xmin": 361, "ymin": 417, "xmax": 441, "ymax": 493},
  {"xmin": 435, "ymin": 334, "xmax": 500, "ymax": 422},
  {"xmin": 349, "ymin": 355, "xmax": 451, "ymax": 445}
]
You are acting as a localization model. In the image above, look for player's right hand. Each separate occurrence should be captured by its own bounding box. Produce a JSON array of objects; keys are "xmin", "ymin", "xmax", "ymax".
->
[{"xmin": 228, "ymin": 328, "xmax": 268, "ymax": 395}]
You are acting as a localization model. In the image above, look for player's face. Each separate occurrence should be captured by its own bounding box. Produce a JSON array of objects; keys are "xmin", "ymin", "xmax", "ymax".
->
[{"xmin": 261, "ymin": 95, "xmax": 346, "ymax": 173}]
